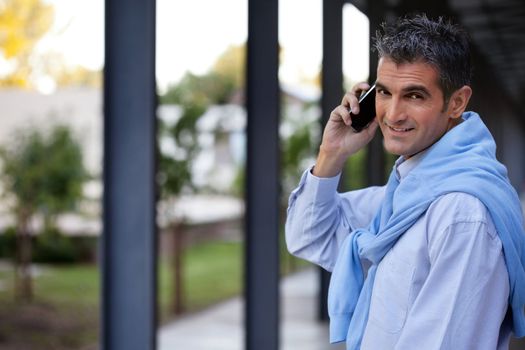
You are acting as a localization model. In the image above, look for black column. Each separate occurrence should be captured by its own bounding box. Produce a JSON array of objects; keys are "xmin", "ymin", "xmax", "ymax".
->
[
  {"xmin": 321, "ymin": 0, "xmax": 344, "ymax": 130},
  {"xmin": 245, "ymin": 0, "xmax": 280, "ymax": 349},
  {"xmin": 366, "ymin": 0, "xmax": 386, "ymax": 186},
  {"xmin": 102, "ymin": 0, "xmax": 157, "ymax": 349},
  {"xmin": 319, "ymin": 0, "xmax": 345, "ymax": 322}
]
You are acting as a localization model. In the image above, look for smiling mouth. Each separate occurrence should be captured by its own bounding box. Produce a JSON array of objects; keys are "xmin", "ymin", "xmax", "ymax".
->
[{"xmin": 387, "ymin": 125, "xmax": 414, "ymax": 132}]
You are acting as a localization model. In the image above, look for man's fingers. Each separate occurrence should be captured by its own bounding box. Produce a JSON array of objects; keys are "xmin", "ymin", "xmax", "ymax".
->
[
  {"xmin": 352, "ymin": 82, "xmax": 371, "ymax": 96},
  {"xmin": 330, "ymin": 105, "xmax": 352, "ymax": 126},
  {"xmin": 341, "ymin": 82, "xmax": 371, "ymax": 115}
]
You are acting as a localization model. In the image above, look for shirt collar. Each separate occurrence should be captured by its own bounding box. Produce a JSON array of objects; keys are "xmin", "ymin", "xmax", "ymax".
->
[{"xmin": 394, "ymin": 151, "xmax": 426, "ymax": 181}]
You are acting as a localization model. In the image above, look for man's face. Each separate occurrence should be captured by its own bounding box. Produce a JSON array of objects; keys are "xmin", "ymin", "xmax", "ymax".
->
[{"xmin": 375, "ymin": 57, "xmax": 456, "ymax": 158}]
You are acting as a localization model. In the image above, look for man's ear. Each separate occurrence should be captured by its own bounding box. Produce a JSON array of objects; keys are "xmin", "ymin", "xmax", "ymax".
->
[{"xmin": 447, "ymin": 85, "xmax": 472, "ymax": 119}]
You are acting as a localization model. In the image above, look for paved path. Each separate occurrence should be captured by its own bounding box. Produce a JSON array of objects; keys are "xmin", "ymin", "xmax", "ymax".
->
[
  {"xmin": 157, "ymin": 266, "xmax": 525, "ymax": 350},
  {"xmin": 158, "ymin": 268, "xmax": 345, "ymax": 350}
]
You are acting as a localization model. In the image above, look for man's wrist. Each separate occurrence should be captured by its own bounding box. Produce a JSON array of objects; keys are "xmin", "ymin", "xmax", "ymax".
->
[{"xmin": 312, "ymin": 147, "xmax": 347, "ymax": 178}]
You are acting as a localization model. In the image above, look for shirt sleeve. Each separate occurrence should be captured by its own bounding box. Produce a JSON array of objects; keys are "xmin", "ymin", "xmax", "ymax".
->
[
  {"xmin": 285, "ymin": 167, "xmax": 385, "ymax": 271},
  {"xmin": 394, "ymin": 194, "xmax": 510, "ymax": 350}
]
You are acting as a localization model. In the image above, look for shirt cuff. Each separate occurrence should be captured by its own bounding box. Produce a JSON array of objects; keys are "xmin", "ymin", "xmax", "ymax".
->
[{"xmin": 305, "ymin": 166, "xmax": 341, "ymax": 204}]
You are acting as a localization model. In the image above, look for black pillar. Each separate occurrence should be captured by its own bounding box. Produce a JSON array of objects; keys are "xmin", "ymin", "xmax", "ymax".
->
[
  {"xmin": 102, "ymin": 0, "xmax": 157, "ymax": 349},
  {"xmin": 245, "ymin": 0, "xmax": 280, "ymax": 349},
  {"xmin": 366, "ymin": 1, "xmax": 386, "ymax": 186},
  {"xmin": 321, "ymin": 0, "xmax": 344, "ymax": 128},
  {"xmin": 319, "ymin": 0, "xmax": 345, "ymax": 322}
]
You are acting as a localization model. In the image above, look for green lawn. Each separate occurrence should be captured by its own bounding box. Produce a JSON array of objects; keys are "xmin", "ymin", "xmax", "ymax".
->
[
  {"xmin": 0, "ymin": 264, "xmax": 100, "ymax": 349},
  {"xmin": 0, "ymin": 240, "xmax": 243, "ymax": 309},
  {"xmin": 158, "ymin": 240, "xmax": 243, "ymax": 320},
  {"xmin": 0, "ymin": 238, "xmax": 306, "ymax": 349},
  {"xmin": 0, "ymin": 239, "xmax": 243, "ymax": 349}
]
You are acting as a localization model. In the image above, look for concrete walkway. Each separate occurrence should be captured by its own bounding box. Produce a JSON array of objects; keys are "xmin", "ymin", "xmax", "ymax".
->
[{"xmin": 158, "ymin": 267, "xmax": 345, "ymax": 350}]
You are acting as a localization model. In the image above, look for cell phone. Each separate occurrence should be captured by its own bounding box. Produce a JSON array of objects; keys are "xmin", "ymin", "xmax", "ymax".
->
[{"xmin": 350, "ymin": 84, "xmax": 376, "ymax": 132}]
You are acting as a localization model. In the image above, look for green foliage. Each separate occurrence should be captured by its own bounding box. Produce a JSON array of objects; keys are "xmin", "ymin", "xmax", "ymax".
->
[
  {"xmin": 0, "ymin": 226, "xmax": 16, "ymax": 258},
  {"xmin": 385, "ymin": 152, "xmax": 397, "ymax": 179},
  {"xmin": 158, "ymin": 71, "xmax": 238, "ymax": 198},
  {"xmin": 282, "ymin": 123, "xmax": 314, "ymax": 177},
  {"xmin": 342, "ymin": 148, "xmax": 396, "ymax": 190},
  {"xmin": 157, "ymin": 104, "xmax": 201, "ymax": 197},
  {"xmin": 32, "ymin": 227, "xmax": 74, "ymax": 264},
  {"xmin": 231, "ymin": 165, "xmax": 245, "ymax": 198},
  {"xmin": 0, "ymin": 124, "xmax": 89, "ymax": 300},
  {"xmin": 33, "ymin": 231, "xmax": 76, "ymax": 264},
  {"xmin": 161, "ymin": 72, "xmax": 235, "ymax": 106},
  {"xmin": 1, "ymin": 129, "xmax": 46, "ymax": 210},
  {"xmin": 0, "ymin": 125, "xmax": 88, "ymax": 222},
  {"xmin": 39, "ymin": 126, "xmax": 88, "ymax": 216},
  {"xmin": 157, "ymin": 153, "xmax": 193, "ymax": 197},
  {"xmin": 280, "ymin": 101, "xmax": 320, "ymax": 197},
  {"xmin": 343, "ymin": 149, "xmax": 367, "ymax": 190},
  {"xmin": 0, "ymin": 227, "xmax": 96, "ymax": 264},
  {"xmin": 157, "ymin": 43, "xmax": 247, "ymax": 199}
]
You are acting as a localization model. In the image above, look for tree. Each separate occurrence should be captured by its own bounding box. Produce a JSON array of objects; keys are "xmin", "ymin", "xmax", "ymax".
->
[
  {"xmin": 158, "ymin": 44, "xmax": 247, "ymax": 314},
  {"xmin": 0, "ymin": 0, "xmax": 55, "ymax": 88},
  {"xmin": 0, "ymin": 125, "xmax": 88, "ymax": 301},
  {"xmin": 158, "ymin": 44, "xmax": 247, "ymax": 197},
  {"xmin": 159, "ymin": 73, "xmax": 218, "ymax": 315},
  {"xmin": 159, "ymin": 67, "xmax": 241, "ymax": 197}
]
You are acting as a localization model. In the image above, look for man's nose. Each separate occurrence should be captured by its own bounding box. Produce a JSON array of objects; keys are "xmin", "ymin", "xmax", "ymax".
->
[{"xmin": 384, "ymin": 99, "xmax": 408, "ymax": 125}]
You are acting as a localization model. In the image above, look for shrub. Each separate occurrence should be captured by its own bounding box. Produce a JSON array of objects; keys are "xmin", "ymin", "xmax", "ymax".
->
[{"xmin": 0, "ymin": 226, "xmax": 16, "ymax": 259}]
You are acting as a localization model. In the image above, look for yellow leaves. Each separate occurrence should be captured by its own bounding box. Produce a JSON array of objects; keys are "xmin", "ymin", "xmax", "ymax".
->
[
  {"xmin": 0, "ymin": 0, "xmax": 54, "ymax": 57},
  {"xmin": 0, "ymin": 70, "xmax": 29, "ymax": 88},
  {"xmin": 0, "ymin": 0, "xmax": 55, "ymax": 87},
  {"xmin": 212, "ymin": 45, "xmax": 245, "ymax": 88},
  {"xmin": 55, "ymin": 65, "xmax": 102, "ymax": 88},
  {"xmin": 0, "ymin": 0, "xmax": 100, "ymax": 90}
]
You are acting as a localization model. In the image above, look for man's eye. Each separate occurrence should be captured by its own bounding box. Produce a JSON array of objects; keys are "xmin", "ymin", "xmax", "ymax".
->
[{"xmin": 408, "ymin": 93, "xmax": 422, "ymax": 99}]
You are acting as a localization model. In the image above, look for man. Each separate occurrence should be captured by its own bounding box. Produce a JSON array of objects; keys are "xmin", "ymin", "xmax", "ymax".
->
[{"xmin": 285, "ymin": 14, "xmax": 525, "ymax": 350}]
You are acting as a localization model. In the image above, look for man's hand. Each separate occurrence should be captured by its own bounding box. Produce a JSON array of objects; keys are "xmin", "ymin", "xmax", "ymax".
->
[{"xmin": 313, "ymin": 82, "xmax": 379, "ymax": 178}]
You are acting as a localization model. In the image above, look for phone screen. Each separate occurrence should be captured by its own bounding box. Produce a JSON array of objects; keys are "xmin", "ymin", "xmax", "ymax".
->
[{"xmin": 350, "ymin": 84, "xmax": 376, "ymax": 132}]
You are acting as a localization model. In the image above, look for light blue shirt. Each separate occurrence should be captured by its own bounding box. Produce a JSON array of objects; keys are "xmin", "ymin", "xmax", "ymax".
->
[{"xmin": 286, "ymin": 154, "xmax": 512, "ymax": 349}]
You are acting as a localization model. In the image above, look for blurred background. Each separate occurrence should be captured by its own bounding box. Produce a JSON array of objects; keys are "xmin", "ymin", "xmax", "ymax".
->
[{"xmin": 0, "ymin": 0, "xmax": 524, "ymax": 349}]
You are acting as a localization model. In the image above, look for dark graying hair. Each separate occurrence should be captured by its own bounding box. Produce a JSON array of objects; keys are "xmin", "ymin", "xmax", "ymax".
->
[{"xmin": 374, "ymin": 14, "xmax": 472, "ymax": 101}]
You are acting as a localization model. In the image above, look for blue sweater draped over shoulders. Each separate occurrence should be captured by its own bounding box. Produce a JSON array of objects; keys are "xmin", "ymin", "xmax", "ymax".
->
[{"xmin": 328, "ymin": 111, "xmax": 525, "ymax": 348}]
